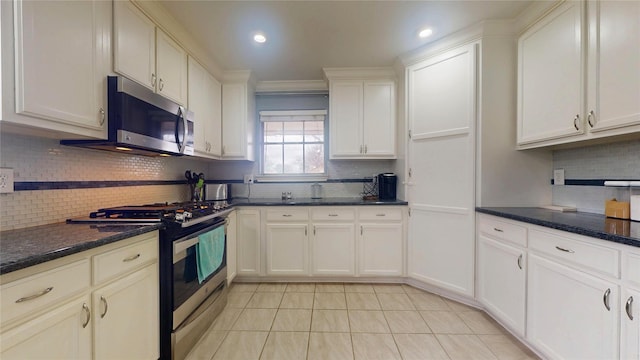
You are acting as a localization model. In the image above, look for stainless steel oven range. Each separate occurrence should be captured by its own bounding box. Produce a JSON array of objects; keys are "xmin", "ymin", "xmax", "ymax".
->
[{"xmin": 69, "ymin": 201, "xmax": 232, "ymax": 360}]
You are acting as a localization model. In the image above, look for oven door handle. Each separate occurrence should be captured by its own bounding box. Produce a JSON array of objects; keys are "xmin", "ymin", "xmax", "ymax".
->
[{"xmin": 174, "ymin": 237, "xmax": 199, "ymax": 257}]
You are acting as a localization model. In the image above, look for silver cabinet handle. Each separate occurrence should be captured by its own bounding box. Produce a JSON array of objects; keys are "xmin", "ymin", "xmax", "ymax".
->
[
  {"xmin": 360, "ymin": 226, "xmax": 363, "ymax": 235},
  {"xmin": 123, "ymin": 253, "xmax": 141, "ymax": 262},
  {"xmin": 573, "ymin": 114, "xmax": 580, "ymax": 131},
  {"xmin": 15, "ymin": 286, "xmax": 53, "ymax": 303},
  {"xmin": 555, "ymin": 246, "xmax": 575, "ymax": 254},
  {"xmin": 517, "ymin": 254, "xmax": 523, "ymax": 270},
  {"xmin": 100, "ymin": 296, "xmax": 108, "ymax": 318},
  {"xmin": 305, "ymin": 226, "xmax": 307, "ymax": 236},
  {"xmin": 151, "ymin": 73, "xmax": 156, "ymax": 87},
  {"xmin": 99, "ymin": 108, "xmax": 105, "ymax": 126},
  {"xmin": 282, "ymin": 214, "xmax": 292, "ymax": 217},
  {"xmin": 626, "ymin": 296, "xmax": 634, "ymax": 320},
  {"xmin": 360, "ymin": 145, "xmax": 363, "ymax": 154},
  {"xmin": 364, "ymin": 144, "xmax": 368, "ymax": 153},
  {"xmin": 603, "ymin": 288, "xmax": 611, "ymax": 311},
  {"xmin": 493, "ymin": 228, "xmax": 504, "ymax": 233},
  {"xmin": 376, "ymin": 214, "xmax": 386, "ymax": 217},
  {"xmin": 313, "ymin": 226, "xmax": 316, "ymax": 235},
  {"xmin": 159, "ymin": 78, "xmax": 164, "ymax": 91},
  {"xmin": 222, "ymin": 145, "xmax": 225, "ymax": 156},
  {"xmin": 328, "ymin": 214, "xmax": 338, "ymax": 217},
  {"xmin": 587, "ymin": 110, "xmax": 595, "ymax": 128},
  {"xmin": 82, "ymin": 303, "xmax": 91, "ymax": 328}
]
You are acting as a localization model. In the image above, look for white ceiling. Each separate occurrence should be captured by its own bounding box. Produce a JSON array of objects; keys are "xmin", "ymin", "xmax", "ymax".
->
[{"xmin": 159, "ymin": 0, "xmax": 534, "ymax": 82}]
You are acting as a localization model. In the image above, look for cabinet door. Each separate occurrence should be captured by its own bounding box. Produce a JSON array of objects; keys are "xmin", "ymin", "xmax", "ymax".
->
[
  {"xmin": 407, "ymin": 43, "xmax": 476, "ymax": 297},
  {"xmin": 330, "ymin": 81, "xmax": 363, "ymax": 158},
  {"xmin": 587, "ymin": 0, "xmax": 640, "ymax": 133},
  {"xmin": 188, "ymin": 57, "xmax": 213, "ymax": 155},
  {"xmin": 266, "ymin": 224, "xmax": 308, "ymax": 275},
  {"xmin": 236, "ymin": 209, "xmax": 261, "ymax": 275},
  {"xmin": 527, "ymin": 254, "xmax": 619, "ymax": 360},
  {"xmin": 0, "ymin": 295, "xmax": 91, "ymax": 359},
  {"xmin": 14, "ymin": 0, "xmax": 109, "ymax": 134},
  {"xmin": 359, "ymin": 223, "xmax": 402, "ymax": 276},
  {"xmin": 363, "ymin": 81, "xmax": 396, "ymax": 157},
  {"xmin": 208, "ymin": 75, "xmax": 223, "ymax": 157},
  {"xmin": 517, "ymin": 1, "xmax": 585, "ymax": 145},
  {"xmin": 113, "ymin": 0, "xmax": 155, "ymax": 90},
  {"xmin": 156, "ymin": 29, "xmax": 187, "ymax": 105},
  {"xmin": 222, "ymin": 83, "xmax": 248, "ymax": 159},
  {"xmin": 622, "ymin": 287, "xmax": 640, "ymax": 360},
  {"xmin": 477, "ymin": 235, "xmax": 526, "ymax": 336},
  {"xmin": 226, "ymin": 211, "xmax": 237, "ymax": 285},
  {"xmin": 312, "ymin": 223, "xmax": 355, "ymax": 275},
  {"xmin": 93, "ymin": 264, "xmax": 159, "ymax": 360}
]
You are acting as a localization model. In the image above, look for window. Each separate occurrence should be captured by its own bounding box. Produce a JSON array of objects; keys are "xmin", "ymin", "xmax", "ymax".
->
[{"xmin": 260, "ymin": 110, "xmax": 327, "ymax": 177}]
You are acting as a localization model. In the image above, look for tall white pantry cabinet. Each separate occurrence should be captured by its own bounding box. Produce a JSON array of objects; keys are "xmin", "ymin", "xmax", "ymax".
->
[{"xmin": 402, "ymin": 22, "xmax": 551, "ymax": 298}]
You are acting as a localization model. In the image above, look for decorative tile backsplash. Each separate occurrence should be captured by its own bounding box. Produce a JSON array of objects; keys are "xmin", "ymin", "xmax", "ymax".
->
[{"xmin": 552, "ymin": 139, "xmax": 640, "ymax": 214}]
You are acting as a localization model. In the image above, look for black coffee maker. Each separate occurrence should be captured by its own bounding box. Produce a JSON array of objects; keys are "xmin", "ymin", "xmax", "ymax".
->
[{"xmin": 377, "ymin": 173, "xmax": 397, "ymax": 200}]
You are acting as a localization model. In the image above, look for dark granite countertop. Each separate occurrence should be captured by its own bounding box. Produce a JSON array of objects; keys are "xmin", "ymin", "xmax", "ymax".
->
[
  {"xmin": 476, "ymin": 207, "xmax": 640, "ymax": 248},
  {"xmin": 230, "ymin": 197, "xmax": 408, "ymax": 206},
  {"xmin": 0, "ymin": 223, "xmax": 163, "ymax": 275}
]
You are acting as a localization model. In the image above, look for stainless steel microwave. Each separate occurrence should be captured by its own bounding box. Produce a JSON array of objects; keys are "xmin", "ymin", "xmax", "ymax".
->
[{"xmin": 61, "ymin": 76, "xmax": 194, "ymax": 156}]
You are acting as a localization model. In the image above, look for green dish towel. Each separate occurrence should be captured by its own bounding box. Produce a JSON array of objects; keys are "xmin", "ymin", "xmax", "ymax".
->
[{"xmin": 196, "ymin": 226, "xmax": 225, "ymax": 284}]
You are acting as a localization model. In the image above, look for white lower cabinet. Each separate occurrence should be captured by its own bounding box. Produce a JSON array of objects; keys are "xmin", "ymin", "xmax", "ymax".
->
[
  {"xmin": 92, "ymin": 264, "xmax": 158, "ymax": 360},
  {"xmin": 312, "ymin": 223, "xmax": 355, "ymax": 275},
  {"xmin": 527, "ymin": 253, "xmax": 619, "ymax": 360},
  {"xmin": 359, "ymin": 223, "xmax": 403, "ymax": 276},
  {"xmin": 266, "ymin": 223, "xmax": 309, "ymax": 275},
  {"xmin": 622, "ymin": 287, "xmax": 640, "ymax": 359},
  {"xmin": 0, "ymin": 295, "xmax": 91, "ymax": 359},
  {"xmin": 477, "ymin": 234, "xmax": 526, "ymax": 336},
  {"xmin": 226, "ymin": 211, "xmax": 237, "ymax": 284},
  {"xmin": 0, "ymin": 231, "xmax": 159, "ymax": 360},
  {"xmin": 236, "ymin": 209, "xmax": 261, "ymax": 275}
]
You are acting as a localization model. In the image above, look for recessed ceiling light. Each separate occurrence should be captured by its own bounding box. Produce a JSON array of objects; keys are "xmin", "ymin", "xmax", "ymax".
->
[
  {"xmin": 253, "ymin": 33, "xmax": 267, "ymax": 44},
  {"xmin": 418, "ymin": 28, "xmax": 433, "ymax": 38}
]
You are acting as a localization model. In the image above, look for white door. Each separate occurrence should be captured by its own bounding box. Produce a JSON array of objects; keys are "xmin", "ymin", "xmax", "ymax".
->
[
  {"xmin": 266, "ymin": 224, "xmax": 308, "ymax": 275},
  {"xmin": 330, "ymin": 81, "xmax": 363, "ymax": 158},
  {"xmin": 156, "ymin": 29, "xmax": 187, "ymax": 105},
  {"xmin": 312, "ymin": 223, "xmax": 355, "ymax": 275},
  {"xmin": 477, "ymin": 235, "xmax": 526, "ymax": 336},
  {"xmin": 527, "ymin": 254, "xmax": 619, "ymax": 360},
  {"xmin": 517, "ymin": 1, "xmax": 585, "ymax": 144},
  {"xmin": 363, "ymin": 81, "xmax": 396, "ymax": 157},
  {"xmin": 236, "ymin": 209, "xmax": 261, "ymax": 275},
  {"xmin": 93, "ymin": 264, "xmax": 159, "ymax": 360},
  {"xmin": 621, "ymin": 287, "xmax": 639, "ymax": 360},
  {"xmin": 406, "ymin": 43, "xmax": 476, "ymax": 297},
  {"xmin": 15, "ymin": 0, "xmax": 109, "ymax": 133},
  {"xmin": 113, "ymin": 0, "xmax": 155, "ymax": 90},
  {"xmin": 359, "ymin": 223, "xmax": 403, "ymax": 276},
  {"xmin": 222, "ymin": 83, "xmax": 248, "ymax": 158},
  {"xmin": 226, "ymin": 211, "xmax": 237, "ymax": 284},
  {"xmin": 0, "ymin": 296, "xmax": 91, "ymax": 359},
  {"xmin": 587, "ymin": 0, "xmax": 640, "ymax": 133}
]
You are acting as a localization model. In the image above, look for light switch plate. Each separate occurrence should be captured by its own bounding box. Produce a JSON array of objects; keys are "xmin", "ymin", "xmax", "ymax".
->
[
  {"xmin": 553, "ymin": 169, "xmax": 565, "ymax": 186},
  {"xmin": 0, "ymin": 168, "xmax": 15, "ymax": 193}
]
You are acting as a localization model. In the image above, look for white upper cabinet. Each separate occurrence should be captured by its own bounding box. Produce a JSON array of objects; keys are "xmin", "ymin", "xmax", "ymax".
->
[
  {"xmin": 221, "ymin": 71, "xmax": 255, "ymax": 161},
  {"xmin": 325, "ymin": 68, "xmax": 396, "ymax": 159},
  {"xmin": 2, "ymin": 0, "xmax": 110, "ymax": 138},
  {"xmin": 518, "ymin": 0, "xmax": 640, "ymax": 148},
  {"xmin": 114, "ymin": 1, "xmax": 187, "ymax": 105},
  {"xmin": 188, "ymin": 56, "xmax": 222, "ymax": 158}
]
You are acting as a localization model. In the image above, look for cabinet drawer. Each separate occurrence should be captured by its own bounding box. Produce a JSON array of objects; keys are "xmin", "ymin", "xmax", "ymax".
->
[
  {"xmin": 311, "ymin": 208, "xmax": 355, "ymax": 221},
  {"xmin": 359, "ymin": 207, "xmax": 402, "ymax": 221},
  {"xmin": 478, "ymin": 215, "xmax": 527, "ymax": 248},
  {"xmin": 266, "ymin": 208, "xmax": 309, "ymax": 221},
  {"xmin": 1, "ymin": 259, "xmax": 90, "ymax": 326},
  {"xmin": 625, "ymin": 250, "xmax": 640, "ymax": 288},
  {"xmin": 93, "ymin": 235, "xmax": 158, "ymax": 285},
  {"xmin": 529, "ymin": 229, "xmax": 620, "ymax": 278}
]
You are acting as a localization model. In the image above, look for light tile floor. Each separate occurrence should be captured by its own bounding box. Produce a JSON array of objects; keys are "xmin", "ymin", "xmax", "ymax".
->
[{"xmin": 185, "ymin": 283, "xmax": 539, "ymax": 360}]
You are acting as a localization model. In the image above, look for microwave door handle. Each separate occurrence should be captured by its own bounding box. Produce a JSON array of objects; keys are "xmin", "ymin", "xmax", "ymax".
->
[{"xmin": 175, "ymin": 106, "xmax": 187, "ymax": 154}]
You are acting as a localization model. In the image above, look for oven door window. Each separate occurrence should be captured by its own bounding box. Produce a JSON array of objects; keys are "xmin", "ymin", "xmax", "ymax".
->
[{"xmin": 173, "ymin": 230, "xmax": 226, "ymax": 311}]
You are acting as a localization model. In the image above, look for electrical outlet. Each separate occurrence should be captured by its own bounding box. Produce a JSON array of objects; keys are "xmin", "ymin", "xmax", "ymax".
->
[
  {"xmin": 243, "ymin": 174, "xmax": 254, "ymax": 184},
  {"xmin": 0, "ymin": 168, "xmax": 15, "ymax": 193},
  {"xmin": 553, "ymin": 169, "xmax": 565, "ymax": 186}
]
